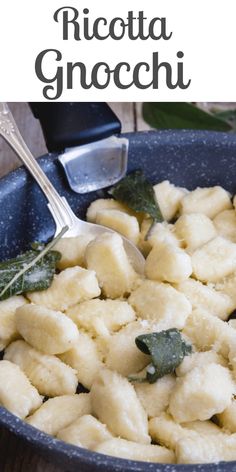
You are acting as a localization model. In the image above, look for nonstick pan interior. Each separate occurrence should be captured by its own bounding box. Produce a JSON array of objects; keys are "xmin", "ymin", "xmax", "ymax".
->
[{"xmin": 1, "ymin": 129, "xmax": 236, "ymax": 471}]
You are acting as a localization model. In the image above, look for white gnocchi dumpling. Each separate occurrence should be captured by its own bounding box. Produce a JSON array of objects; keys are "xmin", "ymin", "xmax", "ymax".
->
[
  {"xmin": 180, "ymin": 186, "xmax": 232, "ymax": 219},
  {"xmin": 138, "ymin": 220, "xmax": 180, "ymax": 257},
  {"xmin": 145, "ymin": 243, "xmax": 192, "ymax": 283},
  {"xmin": 90, "ymin": 368, "xmax": 150, "ymax": 444},
  {"xmin": 57, "ymin": 414, "xmax": 113, "ymax": 449},
  {"xmin": 215, "ymin": 272, "xmax": 236, "ymax": 306},
  {"xmin": 148, "ymin": 222, "xmax": 181, "ymax": 249},
  {"xmin": 176, "ymin": 278, "xmax": 234, "ymax": 320},
  {"xmin": 4, "ymin": 340, "xmax": 78, "ymax": 397},
  {"xmin": 174, "ymin": 213, "xmax": 217, "ymax": 253},
  {"xmin": 149, "ymin": 413, "xmax": 225, "ymax": 456},
  {"xmin": 169, "ymin": 363, "xmax": 234, "ymax": 422},
  {"xmin": 214, "ymin": 209, "xmax": 236, "ymax": 243},
  {"xmin": 129, "ymin": 280, "xmax": 191, "ymax": 329},
  {"xmin": 94, "ymin": 438, "xmax": 175, "ymax": 463},
  {"xmin": 58, "ymin": 332, "xmax": 103, "ymax": 389},
  {"xmin": 0, "ymin": 295, "xmax": 27, "ymax": 351},
  {"xmin": 192, "ymin": 236, "xmax": 236, "ymax": 283},
  {"xmin": 26, "ymin": 393, "xmax": 91, "ymax": 435},
  {"xmin": 183, "ymin": 309, "xmax": 236, "ymax": 358},
  {"xmin": 105, "ymin": 321, "xmax": 151, "ymax": 376},
  {"xmin": 95, "ymin": 209, "xmax": 140, "ymax": 245},
  {"xmin": 4, "ymin": 181, "xmax": 236, "ymax": 466},
  {"xmin": 149, "ymin": 413, "xmax": 199, "ymax": 450},
  {"xmin": 0, "ymin": 360, "xmax": 42, "ymax": 419},
  {"xmin": 66, "ymin": 299, "xmax": 135, "ymax": 337},
  {"xmin": 176, "ymin": 434, "xmax": 236, "ymax": 464},
  {"xmin": 175, "ymin": 351, "xmax": 227, "ymax": 377},
  {"xmin": 86, "ymin": 198, "xmax": 131, "ymax": 223},
  {"xmin": 134, "ymin": 374, "xmax": 176, "ymax": 418},
  {"xmin": 85, "ymin": 233, "xmax": 138, "ymax": 298},
  {"xmin": 15, "ymin": 304, "xmax": 79, "ymax": 355},
  {"xmin": 153, "ymin": 180, "xmax": 187, "ymax": 221},
  {"xmin": 28, "ymin": 267, "xmax": 101, "ymax": 311},
  {"xmin": 182, "ymin": 420, "xmax": 223, "ymax": 436},
  {"xmin": 54, "ymin": 235, "xmax": 94, "ymax": 270}
]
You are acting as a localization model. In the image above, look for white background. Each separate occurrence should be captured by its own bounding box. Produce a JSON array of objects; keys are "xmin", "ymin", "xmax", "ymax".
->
[{"xmin": 0, "ymin": 0, "xmax": 236, "ymax": 101}]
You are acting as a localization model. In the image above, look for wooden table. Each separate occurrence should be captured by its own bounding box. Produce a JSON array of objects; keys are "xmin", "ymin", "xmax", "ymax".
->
[{"xmin": 0, "ymin": 102, "xmax": 151, "ymax": 472}]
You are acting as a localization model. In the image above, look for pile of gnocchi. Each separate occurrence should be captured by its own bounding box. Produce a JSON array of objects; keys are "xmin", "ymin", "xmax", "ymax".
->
[{"xmin": 2, "ymin": 180, "xmax": 236, "ymax": 465}]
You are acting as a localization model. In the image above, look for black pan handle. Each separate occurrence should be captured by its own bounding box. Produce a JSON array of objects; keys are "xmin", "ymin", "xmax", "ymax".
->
[{"xmin": 29, "ymin": 102, "xmax": 121, "ymax": 152}]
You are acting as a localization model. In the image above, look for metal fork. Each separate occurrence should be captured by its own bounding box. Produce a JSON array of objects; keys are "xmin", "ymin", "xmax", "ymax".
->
[{"xmin": 0, "ymin": 103, "xmax": 145, "ymax": 273}]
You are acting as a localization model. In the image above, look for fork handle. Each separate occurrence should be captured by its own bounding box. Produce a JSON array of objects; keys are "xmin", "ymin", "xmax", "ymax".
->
[
  {"xmin": 29, "ymin": 102, "xmax": 121, "ymax": 152},
  {"xmin": 0, "ymin": 103, "xmax": 77, "ymax": 233}
]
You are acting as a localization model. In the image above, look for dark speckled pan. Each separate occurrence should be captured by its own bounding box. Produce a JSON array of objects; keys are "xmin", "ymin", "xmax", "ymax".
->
[{"xmin": 0, "ymin": 129, "xmax": 236, "ymax": 471}]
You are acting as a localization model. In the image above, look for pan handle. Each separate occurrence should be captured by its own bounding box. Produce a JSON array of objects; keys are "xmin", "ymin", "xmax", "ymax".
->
[{"xmin": 29, "ymin": 102, "xmax": 121, "ymax": 152}]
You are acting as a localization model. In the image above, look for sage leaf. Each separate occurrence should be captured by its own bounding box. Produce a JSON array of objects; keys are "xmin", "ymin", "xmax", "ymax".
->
[
  {"xmin": 143, "ymin": 102, "xmax": 232, "ymax": 132},
  {"xmin": 135, "ymin": 329, "xmax": 192, "ymax": 383},
  {"xmin": 109, "ymin": 170, "xmax": 163, "ymax": 222},
  {"xmin": 212, "ymin": 109, "xmax": 236, "ymax": 131},
  {"xmin": 0, "ymin": 226, "xmax": 68, "ymax": 301}
]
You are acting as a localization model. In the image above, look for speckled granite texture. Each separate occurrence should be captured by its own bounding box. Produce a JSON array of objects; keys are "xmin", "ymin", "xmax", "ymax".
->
[{"xmin": 0, "ymin": 130, "xmax": 236, "ymax": 471}]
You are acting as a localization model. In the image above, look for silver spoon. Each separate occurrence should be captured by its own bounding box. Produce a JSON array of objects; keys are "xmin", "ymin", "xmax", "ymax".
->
[{"xmin": 0, "ymin": 103, "xmax": 145, "ymax": 273}]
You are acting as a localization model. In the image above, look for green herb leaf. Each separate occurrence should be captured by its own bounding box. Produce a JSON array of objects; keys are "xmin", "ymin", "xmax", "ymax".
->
[
  {"xmin": 0, "ymin": 226, "xmax": 68, "ymax": 301},
  {"xmin": 211, "ymin": 109, "xmax": 236, "ymax": 131},
  {"xmin": 143, "ymin": 102, "xmax": 232, "ymax": 132},
  {"xmin": 135, "ymin": 329, "xmax": 192, "ymax": 383},
  {"xmin": 109, "ymin": 170, "xmax": 163, "ymax": 222}
]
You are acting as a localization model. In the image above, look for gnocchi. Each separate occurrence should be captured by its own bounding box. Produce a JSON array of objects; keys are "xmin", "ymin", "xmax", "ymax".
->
[
  {"xmin": 26, "ymin": 394, "xmax": 91, "ymax": 435},
  {"xmin": 28, "ymin": 266, "xmax": 101, "ymax": 310},
  {"xmin": 15, "ymin": 304, "xmax": 79, "ymax": 355},
  {"xmin": 90, "ymin": 368, "xmax": 150, "ymax": 444},
  {"xmin": 0, "ymin": 295, "xmax": 27, "ymax": 351},
  {"xmin": 2, "ymin": 178, "xmax": 236, "ymax": 466},
  {"xmin": 57, "ymin": 414, "xmax": 113, "ymax": 449},
  {"xmin": 4, "ymin": 340, "xmax": 78, "ymax": 396},
  {"xmin": 85, "ymin": 232, "xmax": 138, "ymax": 298},
  {"xmin": 0, "ymin": 360, "xmax": 42, "ymax": 419}
]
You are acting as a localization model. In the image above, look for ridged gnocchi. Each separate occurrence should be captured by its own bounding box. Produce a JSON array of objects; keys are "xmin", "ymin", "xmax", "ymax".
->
[
  {"xmin": 15, "ymin": 304, "xmax": 79, "ymax": 355},
  {"xmin": 0, "ymin": 360, "xmax": 42, "ymax": 419},
  {"xmin": 94, "ymin": 438, "xmax": 175, "ymax": 463},
  {"xmin": 57, "ymin": 414, "xmax": 113, "ymax": 448},
  {"xmin": 4, "ymin": 340, "xmax": 78, "ymax": 396},
  {"xmin": 90, "ymin": 368, "xmax": 150, "ymax": 444},
  {"xmin": 26, "ymin": 393, "xmax": 91, "ymax": 435},
  {"xmin": 58, "ymin": 332, "xmax": 103, "ymax": 389},
  {"xmin": 0, "ymin": 295, "xmax": 27, "ymax": 351}
]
